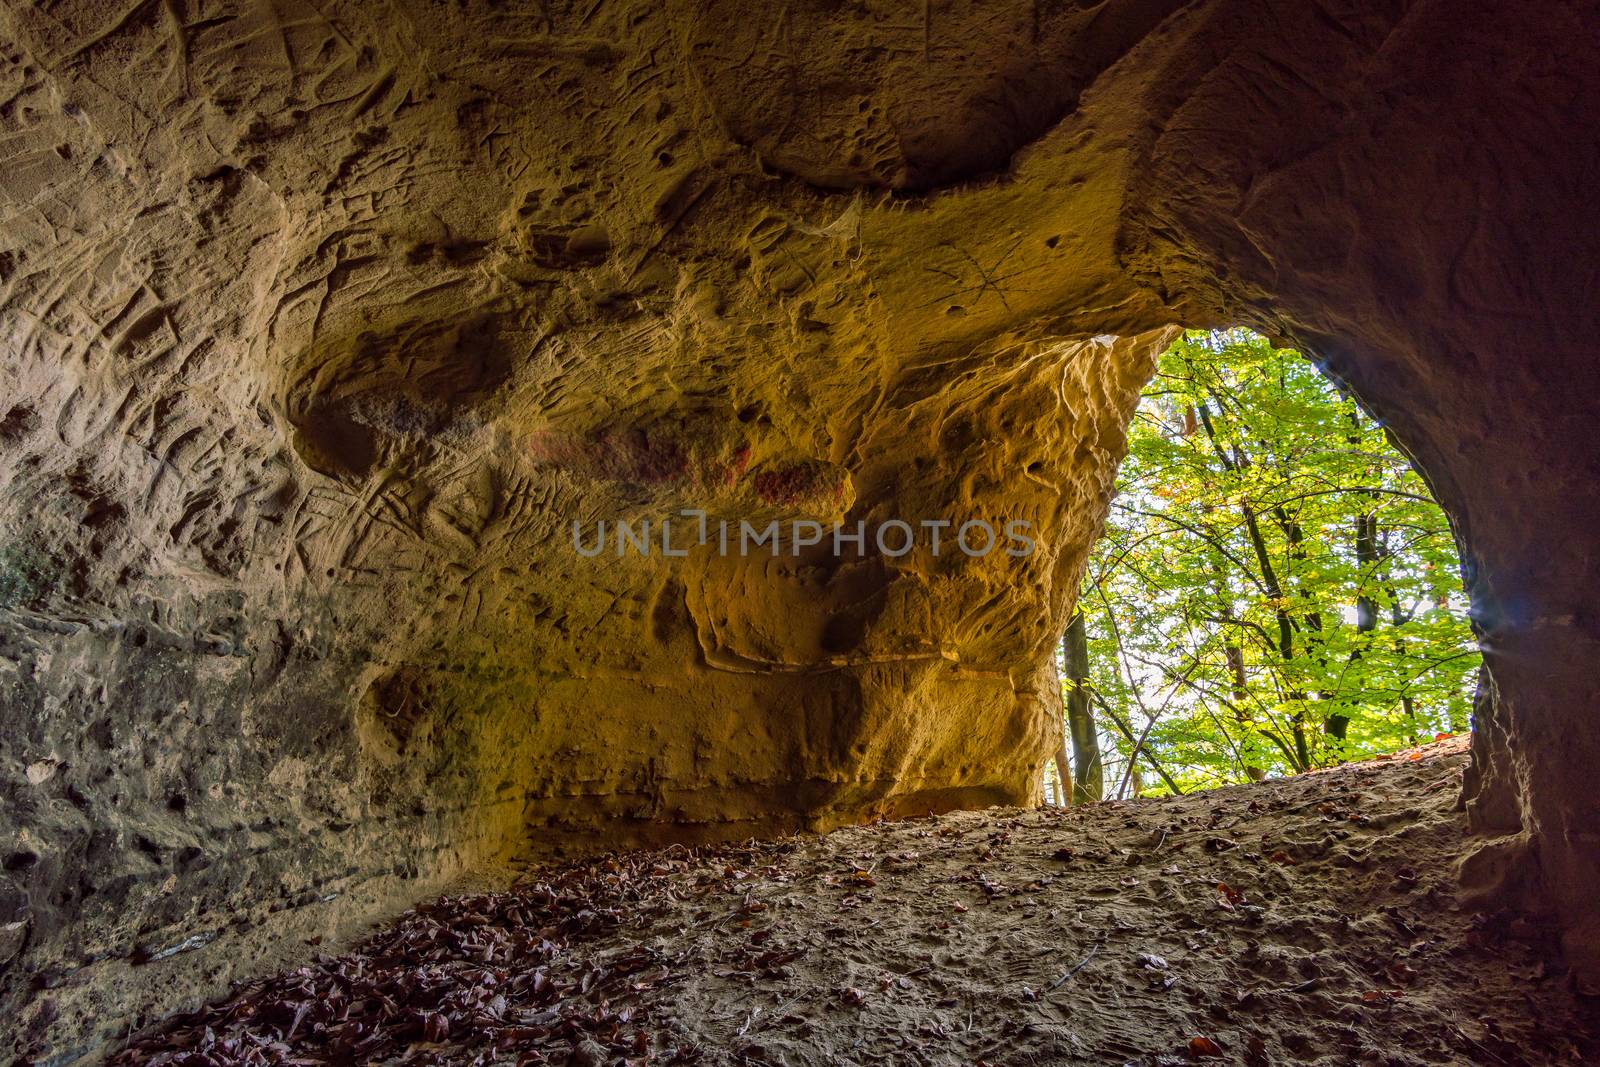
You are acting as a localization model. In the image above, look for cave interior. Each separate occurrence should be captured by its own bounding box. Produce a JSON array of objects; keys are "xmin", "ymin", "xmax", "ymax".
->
[{"xmin": 1, "ymin": 0, "xmax": 1599, "ymax": 1060}]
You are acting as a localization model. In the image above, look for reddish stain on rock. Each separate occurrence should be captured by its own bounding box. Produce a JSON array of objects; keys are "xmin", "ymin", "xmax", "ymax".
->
[{"xmin": 751, "ymin": 464, "xmax": 819, "ymax": 506}]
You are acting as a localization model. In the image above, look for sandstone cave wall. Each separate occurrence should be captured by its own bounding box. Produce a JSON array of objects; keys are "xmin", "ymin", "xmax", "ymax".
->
[{"xmin": 1, "ymin": 0, "xmax": 1598, "ymax": 1060}]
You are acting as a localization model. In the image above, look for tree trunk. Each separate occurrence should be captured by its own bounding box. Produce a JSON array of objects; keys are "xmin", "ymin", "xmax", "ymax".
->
[
  {"xmin": 1052, "ymin": 740, "xmax": 1071, "ymax": 806},
  {"xmin": 1328, "ymin": 410, "xmax": 1378, "ymax": 749},
  {"xmin": 1062, "ymin": 611, "xmax": 1104, "ymax": 803},
  {"xmin": 1379, "ymin": 534, "xmax": 1422, "ymax": 745},
  {"xmin": 1198, "ymin": 401, "xmax": 1310, "ymax": 772},
  {"xmin": 1212, "ymin": 558, "xmax": 1267, "ymax": 781},
  {"xmin": 1329, "ymin": 508, "xmax": 1379, "ymax": 748}
]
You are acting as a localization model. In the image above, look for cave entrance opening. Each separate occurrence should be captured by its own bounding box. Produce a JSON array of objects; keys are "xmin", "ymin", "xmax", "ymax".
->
[{"xmin": 1043, "ymin": 328, "xmax": 1480, "ymax": 805}]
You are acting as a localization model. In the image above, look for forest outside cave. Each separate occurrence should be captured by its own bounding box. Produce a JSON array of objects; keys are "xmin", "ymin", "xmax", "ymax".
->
[{"xmin": 1045, "ymin": 330, "xmax": 1480, "ymax": 805}]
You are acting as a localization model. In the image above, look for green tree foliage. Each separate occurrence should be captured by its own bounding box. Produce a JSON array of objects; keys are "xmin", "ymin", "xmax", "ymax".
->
[{"xmin": 1072, "ymin": 329, "xmax": 1478, "ymax": 795}]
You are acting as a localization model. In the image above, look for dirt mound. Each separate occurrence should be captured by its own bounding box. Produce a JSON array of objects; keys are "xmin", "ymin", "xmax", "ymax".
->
[{"xmin": 115, "ymin": 738, "xmax": 1597, "ymax": 1066}]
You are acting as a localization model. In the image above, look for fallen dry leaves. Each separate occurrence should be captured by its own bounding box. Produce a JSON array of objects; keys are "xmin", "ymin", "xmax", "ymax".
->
[{"xmin": 112, "ymin": 843, "xmax": 797, "ymax": 1065}]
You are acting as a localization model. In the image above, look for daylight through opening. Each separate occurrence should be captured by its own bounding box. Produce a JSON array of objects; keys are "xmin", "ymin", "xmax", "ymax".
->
[{"xmin": 1044, "ymin": 329, "xmax": 1481, "ymax": 804}]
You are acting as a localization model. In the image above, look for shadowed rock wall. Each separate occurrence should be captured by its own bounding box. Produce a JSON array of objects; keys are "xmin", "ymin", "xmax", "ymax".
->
[{"xmin": 0, "ymin": 0, "xmax": 1596, "ymax": 1058}]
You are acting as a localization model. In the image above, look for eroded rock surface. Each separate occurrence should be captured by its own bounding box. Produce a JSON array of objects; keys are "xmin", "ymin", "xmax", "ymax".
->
[{"xmin": 0, "ymin": 0, "xmax": 1597, "ymax": 1059}]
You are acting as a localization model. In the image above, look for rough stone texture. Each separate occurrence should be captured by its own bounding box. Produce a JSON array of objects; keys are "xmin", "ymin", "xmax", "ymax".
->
[{"xmin": 0, "ymin": 0, "xmax": 1596, "ymax": 1060}]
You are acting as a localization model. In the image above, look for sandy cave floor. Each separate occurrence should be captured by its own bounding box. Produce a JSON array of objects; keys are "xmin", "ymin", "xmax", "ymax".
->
[{"xmin": 115, "ymin": 738, "xmax": 1600, "ymax": 1066}]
